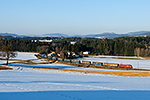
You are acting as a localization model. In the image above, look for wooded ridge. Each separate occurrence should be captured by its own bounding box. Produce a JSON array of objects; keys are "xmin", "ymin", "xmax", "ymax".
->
[{"xmin": 0, "ymin": 36, "xmax": 150, "ymax": 57}]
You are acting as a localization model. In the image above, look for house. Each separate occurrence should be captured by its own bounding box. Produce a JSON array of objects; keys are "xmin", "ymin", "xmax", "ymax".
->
[
  {"xmin": 83, "ymin": 51, "xmax": 91, "ymax": 55},
  {"xmin": 70, "ymin": 41, "xmax": 76, "ymax": 45}
]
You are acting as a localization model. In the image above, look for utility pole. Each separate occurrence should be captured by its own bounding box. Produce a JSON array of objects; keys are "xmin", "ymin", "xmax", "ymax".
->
[{"xmin": 137, "ymin": 62, "xmax": 139, "ymax": 69}]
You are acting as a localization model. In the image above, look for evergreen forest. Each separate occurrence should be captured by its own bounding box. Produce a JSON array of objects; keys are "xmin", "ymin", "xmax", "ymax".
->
[{"xmin": 0, "ymin": 36, "xmax": 150, "ymax": 57}]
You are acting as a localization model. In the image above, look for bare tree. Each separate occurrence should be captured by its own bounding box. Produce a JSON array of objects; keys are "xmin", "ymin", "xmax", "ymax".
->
[
  {"xmin": 60, "ymin": 51, "xmax": 65, "ymax": 58},
  {"xmin": 0, "ymin": 45, "xmax": 17, "ymax": 65},
  {"xmin": 134, "ymin": 48, "xmax": 140, "ymax": 57},
  {"xmin": 36, "ymin": 45, "xmax": 49, "ymax": 53},
  {"xmin": 0, "ymin": 35, "xmax": 3, "ymax": 51}
]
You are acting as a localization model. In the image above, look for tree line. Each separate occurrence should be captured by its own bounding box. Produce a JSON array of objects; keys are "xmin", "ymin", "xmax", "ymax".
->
[{"xmin": 1, "ymin": 36, "xmax": 150, "ymax": 57}]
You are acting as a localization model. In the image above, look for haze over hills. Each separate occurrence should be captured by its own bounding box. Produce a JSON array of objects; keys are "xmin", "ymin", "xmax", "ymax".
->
[
  {"xmin": 41, "ymin": 33, "xmax": 69, "ymax": 37},
  {"xmin": 127, "ymin": 31, "xmax": 150, "ymax": 36},
  {"xmin": 0, "ymin": 33, "xmax": 26, "ymax": 37},
  {"xmin": 0, "ymin": 33, "xmax": 20, "ymax": 37},
  {"xmin": 0, "ymin": 31, "xmax": 150, "ymax": 39}
]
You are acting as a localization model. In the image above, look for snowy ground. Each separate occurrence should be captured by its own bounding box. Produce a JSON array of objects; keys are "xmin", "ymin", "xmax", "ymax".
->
[
  {"xmin": 1, "ymin": 52, "xmax": 150, "ymax": 69},
  {"xmin": 0, "ymin": 68, "xmax": 150, "ymax": 100},
  {"xmin": 0, "ymin": 52, "xmax": 150, "ymax": 100},
  {"xmin": 13, "ymin": 52, "xmax": 38, "ymax": 60}
]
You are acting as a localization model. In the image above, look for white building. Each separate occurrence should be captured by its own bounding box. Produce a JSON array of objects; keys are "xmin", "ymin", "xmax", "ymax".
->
[{"xmin": 83, "ymin": 51, "xmax": 90, "ymax": 55}]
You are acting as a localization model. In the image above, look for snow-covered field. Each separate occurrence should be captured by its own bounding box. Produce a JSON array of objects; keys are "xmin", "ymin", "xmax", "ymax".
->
[
  {"xmin": 0, "ymin": 67, "xmax": 150, "ymax": 100},
  {"xmin": 13, "ymin": 52, "xmax": 38, "ymax": 60},
  {"xmin": 0, "ymin": 52, "xmax": 150, "ymax": 100}
]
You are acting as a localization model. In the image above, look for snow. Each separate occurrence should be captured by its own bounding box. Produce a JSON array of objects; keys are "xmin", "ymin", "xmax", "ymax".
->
[
  {"xmin": 3, "ymin": 63, "xmax": 148, "ymax": 72},
  {"xmin": 0, "ymin": 68, "xmax": 150, "ymax": 100},
  {"xmin": 0, "ymin": 52, "xmax": 150, "ymax": 100},
  {"xmin": 13, "ymin": 52, "xmax": 38, "ymax": 60},
  {"xmin": 93, "ymin": 55, "xmax": 144, "ymax": 59}
]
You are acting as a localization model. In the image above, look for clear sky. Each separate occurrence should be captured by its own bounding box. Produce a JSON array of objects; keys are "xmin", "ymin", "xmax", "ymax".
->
[{"xmin": 0, "ymin": 0, "xmax": 150, "ymax": 36}]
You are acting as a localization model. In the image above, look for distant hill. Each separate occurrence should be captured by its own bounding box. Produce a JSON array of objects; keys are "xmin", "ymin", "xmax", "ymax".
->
[
  {"xmin": 0, "ymin": 33, "xmax": 19, "ymax": 37},
  {"xmin": 140, "ymin": 32, "xmax": 150, "ymax": 36},
  {"xmin": 1, "ymin": 31, "xmax": 150, "ymax": 39},
  {"xmin": 83, "ymin": 31, "xmax": 150, "ymax": 39},
  {"xmin": 0, "ymin": 33, "xmax": 26, "ymax": 37},
  {"xmin": 127, "ymin": 31, "xmax": 150, "ymax": 36},
  {"xmin": 72, "ymin": 32, "xmax": 123, "ymax": 39},
  {"xmin": 84, "ymin": 32, "xmax": 124, "ymax": 39},
  {"xmin": 41, "ymin": 33, "xmax": 69, "ymax": 37}
]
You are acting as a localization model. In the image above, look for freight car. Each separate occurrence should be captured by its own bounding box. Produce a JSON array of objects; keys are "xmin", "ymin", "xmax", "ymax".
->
[
  {"xmin": 92, "ymin": 62, "xmax": 103, "ymax": 66},
  {"xmin": 71, "ymin": 60, "xmax": 80, "ymax": 64},
  {"xmin": 81, "ymin": 60, "xmax": 91, "ymax": 65},
  {"xmin": 103, "ymin": 63, "xmax": 119, "ymax": 67}
]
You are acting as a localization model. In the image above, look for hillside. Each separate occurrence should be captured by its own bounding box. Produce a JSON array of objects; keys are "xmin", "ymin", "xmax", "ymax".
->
[{"xmin": 1, "ymin": 31, "xmax": 150, "ymax": 39}]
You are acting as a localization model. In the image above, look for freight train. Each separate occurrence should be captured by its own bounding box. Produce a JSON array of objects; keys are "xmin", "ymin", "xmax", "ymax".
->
[{"xmin": 49, "ymin": 57, "xmax": 133, "ymax": 69}]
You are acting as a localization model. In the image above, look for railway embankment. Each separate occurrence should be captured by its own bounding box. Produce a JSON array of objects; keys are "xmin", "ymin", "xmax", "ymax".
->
[
  {"xmin": 0, "ymin": 66, "xmax": 13, "ymax": 70},
  {"xmin": 53, "ymin": 60, "xmax": 150, "ymax": 72},
  {"xmin": 1, "ymin": 58, "xmax": 150, "ymax": 77}
]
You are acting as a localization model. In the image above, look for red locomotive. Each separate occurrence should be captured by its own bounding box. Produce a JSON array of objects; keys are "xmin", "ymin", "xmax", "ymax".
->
[{"xmin": 118, "ymin": 64, "xmax": 133, "ymax": 68}]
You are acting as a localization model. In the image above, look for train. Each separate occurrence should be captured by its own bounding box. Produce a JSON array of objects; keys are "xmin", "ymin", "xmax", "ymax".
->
[{"xmin": 49, "ymin": 57, "xmax": 133, "ymax": 69}]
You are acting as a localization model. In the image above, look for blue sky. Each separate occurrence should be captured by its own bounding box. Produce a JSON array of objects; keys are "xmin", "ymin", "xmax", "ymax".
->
[{"xmin": 0, "ymin": 0, "xmax": 150, "ymax": 35}]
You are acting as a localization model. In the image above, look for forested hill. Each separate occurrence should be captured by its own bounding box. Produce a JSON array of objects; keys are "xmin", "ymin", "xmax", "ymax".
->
[
  {"xmin": 0, "ymin": 36, "xmax": 150, "ymax": 57},
  {"xmin": 114, "ymin": 36, "xmax": 150, "ymax": 44},
  {"xmin": 64, "ymin": 37, "xmax": 148, "ymax": 56}
]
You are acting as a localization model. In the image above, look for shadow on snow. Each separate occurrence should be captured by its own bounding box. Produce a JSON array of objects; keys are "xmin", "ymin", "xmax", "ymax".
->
[{"xmin": 0, "ymin": 90, "xmax": 150, "ymax": 100}]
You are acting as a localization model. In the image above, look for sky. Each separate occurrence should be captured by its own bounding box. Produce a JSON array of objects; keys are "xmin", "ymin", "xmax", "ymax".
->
[{"xmin": 0, "ymin": 0, "xmax": 150, "ymax": 36}]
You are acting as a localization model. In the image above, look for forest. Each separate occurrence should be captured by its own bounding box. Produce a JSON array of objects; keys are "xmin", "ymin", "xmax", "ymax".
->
[{"xmin": 0, "ymin": 36, "xmax": 150, "ymax": 57}]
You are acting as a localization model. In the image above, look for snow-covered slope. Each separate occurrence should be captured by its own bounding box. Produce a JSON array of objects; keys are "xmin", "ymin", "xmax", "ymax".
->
[
  {"xmin": 0, "ymin": 67, "xmax": 150, "ymax": 100},
  {"xmin": 0, "ymin": 52, "xmax": 150, "ymax": 100},
  {"xmin": 13, "ymin": 52, "xmax": 38, "ymax": 60}
]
